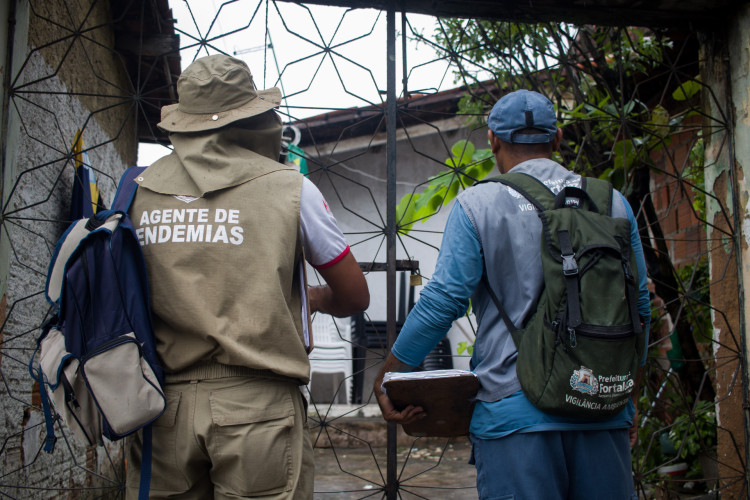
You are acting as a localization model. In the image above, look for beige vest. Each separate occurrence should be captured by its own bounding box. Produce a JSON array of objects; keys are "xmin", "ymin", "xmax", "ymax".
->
[{"xmin": 131, "ymin": 152, "xmax": 310, "ymax": 384}]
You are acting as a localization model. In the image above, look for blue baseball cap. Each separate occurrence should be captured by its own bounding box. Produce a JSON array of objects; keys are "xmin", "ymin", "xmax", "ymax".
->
[{"xmin": 488, "ymin": 90, "xmax": 557, "ymax": 144}]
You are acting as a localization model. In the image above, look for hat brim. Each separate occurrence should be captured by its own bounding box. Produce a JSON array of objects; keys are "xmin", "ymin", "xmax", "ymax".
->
[{"xmin": 157, "ymin": 87, "xmax": 282, "ymax": 133}]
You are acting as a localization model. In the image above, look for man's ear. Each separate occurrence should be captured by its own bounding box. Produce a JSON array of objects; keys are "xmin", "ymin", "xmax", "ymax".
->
[
  {"xmin": 552, "ymin": 128, "xmax": 563, "ymax": 152},
  {"xmin": 488, "ymin": 130, "xmax": 502, "ymax": 155}
]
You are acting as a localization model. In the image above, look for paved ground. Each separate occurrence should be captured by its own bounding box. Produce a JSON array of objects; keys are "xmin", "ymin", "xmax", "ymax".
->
[{"xmin": 312, "ymin": 438, "xmax": 478, "ymax": 499}]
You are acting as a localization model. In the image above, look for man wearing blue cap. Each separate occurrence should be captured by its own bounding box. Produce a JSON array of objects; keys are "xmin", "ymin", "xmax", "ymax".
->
[{"xmin": 374, "ymin": 90, "xmax": 650, "ymax": 499}]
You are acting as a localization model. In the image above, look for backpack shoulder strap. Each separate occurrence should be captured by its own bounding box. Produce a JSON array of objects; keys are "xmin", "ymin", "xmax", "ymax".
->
[
  {"xmin": 500, "ymin": 172, "xmax": 555, "ymax": 210},
  {"xmin": 112, "ymin": 166, "xmax": 147, "ymax": 213},
  {"xmin": 475, "ymin": 172, "xmax": 554, "ymax": 211},
  {"xmin": 474, "ymin": 172, "xmax": 555, "ymax": 336},
  {"xmin": 48, "ymin": 165, "xmax": 145, "ymax": 299},
  {"xmin": 112, "ymin": 165, "xmax": 154, "ymax": 500},
  {"xmin": 45, "ymin": 213, "xmax": 124, "ymax": 304}
]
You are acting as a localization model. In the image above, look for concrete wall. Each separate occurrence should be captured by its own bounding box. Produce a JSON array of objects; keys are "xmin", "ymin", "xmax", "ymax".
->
[
  {"xmin": 0, "ymin": 0, "xmax": 136, "ymax": 495},
  {"xmin": 700, "ymin": 14, "xmax": 749, "ymax": 497}
]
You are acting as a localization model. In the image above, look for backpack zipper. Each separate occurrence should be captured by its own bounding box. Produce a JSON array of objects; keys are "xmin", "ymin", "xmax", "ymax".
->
[
  {"xmin": 568, "ymin": 327, "xmax": 577, "ymax": 348},
  {"xmin": 578, "ymin": 245, "xmax": 623, "ymax": 276},
  {"xmin": 61, "ymin": 374, "xmax": 79, "ymax": 409},
  {"xmin": 82, "ymin": 334, "xmax": 140, "ymax": 363},
  {"xmin": 548, "ymin": 313, "xmax": 569, "ymax": 351},
  {"xmin": 573, "ymin": 323, "xmax": 634, "ymax": 340},
  {"xmin": 551, "ymin": 318, "xmax": 632, "ymax": 349}
]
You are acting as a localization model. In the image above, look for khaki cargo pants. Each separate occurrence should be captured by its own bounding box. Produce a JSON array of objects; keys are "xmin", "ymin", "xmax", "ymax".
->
[{"xmin": 126, "ymin": 375, "xmax": 313, "ymax": 499}]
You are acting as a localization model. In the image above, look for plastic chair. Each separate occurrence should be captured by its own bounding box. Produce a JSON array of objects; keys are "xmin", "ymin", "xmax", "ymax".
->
[{"xmin": 308, "ymin": 315, "xmax": 353, "ymax": 404}]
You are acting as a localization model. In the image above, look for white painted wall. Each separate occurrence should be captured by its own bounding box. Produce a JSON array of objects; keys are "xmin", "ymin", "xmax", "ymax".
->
[{"xmin": 305, "ymin": 115, "xmax": 492, "ymax": 374}]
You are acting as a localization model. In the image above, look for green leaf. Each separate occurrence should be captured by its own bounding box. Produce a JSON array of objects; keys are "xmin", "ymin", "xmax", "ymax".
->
[
  {"xmin": 561, "ymin": 101, "xmax": 589, "ymax": 121},
  {"xmin": 444, "ymin": 157, "xmax": 460, "ymax": 168},
  {"xmin": 606, "ymin": 165, "xmax": 626, "ymax": 190},
  {"xmin": 599, "ymin": 168, "xmax": 614, "ymax": 181},
  {"xmin": 672, "ymin": 80, "xmax": 702, "ymax": 101},
  {"xmin": 474, "ymin": 148, "xmax": 493, "ymax": 161},
  {"xmin": 456, "ymin": 341, "xmax": 474, "ymax": 356},
  {"xmin": 392, "ymin": 140, "xmax": 492, "ymax": 231},
  {"xmin": 414, "ymin": 184, "xmax": 447, "ymax": 215},
  {"xmin": 427, "ymin": 191, "xmax": 446, "ymax": 212},
  {"xmin": 477, "ymin": 157, "xmax": 496, "ymax": 177},
  {"xmin": 396, "ymin": 193, "xmax": 417, "ymax": 234},
  {"xmin": 451, "ymin": 140, "xmax": 475, "ymax": 161},
  {"xmin": 612, "ymin": 139, "xmax": 640, "ymax": 171},
  {"xmin": 457, "ymin": 341, "xmax": 467, "ymax": 355},
  {"xmin": 465, "ymin": 165, "xmax": 484, "ymax": 179},
  {"xmin": 644, "ymin": 104, "xmax": 671, "ymax": 139},
  {"xmin": 444, "ymin": 179, "xmax": 461, "ymax": 204}
]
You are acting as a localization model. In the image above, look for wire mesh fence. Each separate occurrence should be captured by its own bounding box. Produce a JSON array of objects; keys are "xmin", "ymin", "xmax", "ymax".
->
[{"xmin": 0, "ymin": 0, "xmax": 745, "ymax": 498}]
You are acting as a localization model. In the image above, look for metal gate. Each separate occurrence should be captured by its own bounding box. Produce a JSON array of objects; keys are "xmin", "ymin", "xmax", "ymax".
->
[{"xmin": 0, "ymin": 1, "xmax": 746, "ymax": 498}]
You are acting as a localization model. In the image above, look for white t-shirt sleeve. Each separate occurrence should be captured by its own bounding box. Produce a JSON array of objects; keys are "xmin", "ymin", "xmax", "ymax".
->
[{"xmin": 300, "ymin": 177, "xmax": 350, "ymax": 268}]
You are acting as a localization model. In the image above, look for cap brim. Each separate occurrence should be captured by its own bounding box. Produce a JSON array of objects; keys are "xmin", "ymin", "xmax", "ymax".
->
[{"xmin": 157, "ymin": 87, "xmax": 282, "ymax": 133}]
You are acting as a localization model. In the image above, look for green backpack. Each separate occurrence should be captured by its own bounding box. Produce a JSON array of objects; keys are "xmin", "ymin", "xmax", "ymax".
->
[{"xmin": 481, "ymin": 172, "xmax": 645, "ymax": 418}]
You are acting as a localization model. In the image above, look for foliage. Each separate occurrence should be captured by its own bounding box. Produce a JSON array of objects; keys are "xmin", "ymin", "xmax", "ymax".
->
[
  {"xmin": 456, "ymin": 341, "xmax": 473, "ymax": 356},
  {"xmin": 399, "ymin": 23, "xmax": 700, "ymax": 233},
  {"xmin": 684, "ymin": 134, "xmax": 706, "ymax": 220},
  {"xmin": 396, "ymin": 140, "xmax": 494, "ymax": 234},
  {"xmin": 635, "ymin": 387, "xmax": 717, "ymax": 487},
  {"xmin": 672, "ymin": 80, "xmax": 703, "ymax": 103},
  {"xmin": 675, "ymin": 258, "xmax": 713, "ymax": 363},
  {"xmin": 669, "ymin": 400, "xmax": 717, "ymax": 478},
  {"xmin": 634, "ymin": 259, "xmax": 714, "ymax": 487},
  {"xmin": 431, "ymin": 21, "xmax": 680, "ymax": 186},
  {"xmin": 635, "ymin": 392, "xmax": 671, "ymax": 482}
]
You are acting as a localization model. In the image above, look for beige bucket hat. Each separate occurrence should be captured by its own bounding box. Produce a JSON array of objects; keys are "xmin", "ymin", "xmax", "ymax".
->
[{"xmin": 158, "ymin": 54, "xmax": 282, "ymax": 133}]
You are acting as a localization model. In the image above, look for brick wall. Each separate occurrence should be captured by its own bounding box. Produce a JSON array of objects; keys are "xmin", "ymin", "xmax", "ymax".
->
[{"xmin": 648, "ymin": 115, "xmax": 707, "ymax": 268}]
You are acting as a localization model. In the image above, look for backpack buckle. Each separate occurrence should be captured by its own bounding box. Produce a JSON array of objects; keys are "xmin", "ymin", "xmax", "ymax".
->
[
  {"xmin": 562, "ymin": 254, "xmax": 578, "ymax": 276},
  {"xmin": 85, "ymin": 216, "xmax": 107, "ymax": 231}
]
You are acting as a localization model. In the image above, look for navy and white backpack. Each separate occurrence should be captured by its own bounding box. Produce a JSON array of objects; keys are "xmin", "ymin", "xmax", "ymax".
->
[{"xmin": 31, "ymin": 166, "xmax": 163, "ymax": 498}]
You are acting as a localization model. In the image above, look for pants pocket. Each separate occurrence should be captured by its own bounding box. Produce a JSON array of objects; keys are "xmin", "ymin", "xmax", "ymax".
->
[{"xmin": 209, "ymin": 379, "xmax": 296, "ymax": 496}]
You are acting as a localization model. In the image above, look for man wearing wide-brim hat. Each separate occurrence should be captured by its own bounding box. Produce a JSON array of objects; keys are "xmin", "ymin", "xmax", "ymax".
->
[{"xmin": 125, "ymin": 54, "xmax": 369, "ymax": 499}]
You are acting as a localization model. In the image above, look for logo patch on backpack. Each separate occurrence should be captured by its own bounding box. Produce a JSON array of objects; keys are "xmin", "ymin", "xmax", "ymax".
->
[
  {"xmin": 570, "ymin": 366, "xmax": 599, "ymax": 395},
  {"xmin": 563, "ymin": 196, "xmax": 581, "ymax": 208}
]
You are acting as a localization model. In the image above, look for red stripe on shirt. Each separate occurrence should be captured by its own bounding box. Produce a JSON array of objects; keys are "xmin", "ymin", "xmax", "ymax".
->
[{"xmin": 313, "ymin": 245, "xmax": 351, "ymax": 269}]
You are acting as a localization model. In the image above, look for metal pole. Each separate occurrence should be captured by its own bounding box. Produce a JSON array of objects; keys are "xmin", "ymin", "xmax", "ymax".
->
[
  {"xmin": 385, "ymin": 5, "xmax": 398, "ymax": 500},
  {"xmin": 401, "ymin": 9, "xmax": 408, "ymax": 102},
  {"xmin": 0, "ymin": 0, "xmax": 17, "ymax": 303},
  {"xmin": 1, "ymin": 0, "xmax": 17, "ymax": 213}
]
